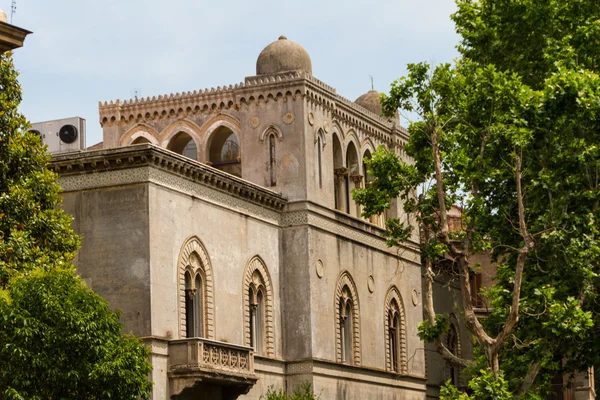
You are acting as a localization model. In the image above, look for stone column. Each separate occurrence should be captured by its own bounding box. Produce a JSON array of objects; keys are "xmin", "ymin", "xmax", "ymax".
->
[
  {"xmin": 350, "ymin": 174, "xmax": 363, "ymax": 218},
  {"xmin": 334, "ymin": 167, "xmax": 348, "ymax": 212}
]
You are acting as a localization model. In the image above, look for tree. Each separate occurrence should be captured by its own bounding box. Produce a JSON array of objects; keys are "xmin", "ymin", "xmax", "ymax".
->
[
  {"xmin": 354, "ymin": 0, "xmax": 600, "ymax": 396},
  {"xmin": 0, "ymin": 268, "xmax": 153, "ymax": 400},
  {"xmin": 0, "ymin": 53, "xmax": 153, "ymax": 399},
  {"xmin": 0, "ymin": 52, "xmax": 79, "ymax": 288}
]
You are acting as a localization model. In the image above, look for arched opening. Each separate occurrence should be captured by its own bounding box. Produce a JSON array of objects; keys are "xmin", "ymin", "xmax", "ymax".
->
[
  {"xmin": 249, "ymin": 287, "xmax": 256, "ymax": 349},
  {"xmin": 332, "ymin": 134, "xmax": 344, "ymax": 211},
  {"xmin": 268, "ymin": 133, "xmax": 277, "ymax": 186},
  {"xmin": 207, "ymin": 127, "xmax": 241, "ymax": 177},
  {"xmin": 167, "ymin": 131, "xmax": 198, "ymax": 161},
  {"xmin": 346, "ymin": 142, "xmax": 360, "ymax": 216},
  {"xmin": 243, "ymin": 256, "xmax": 275, "ymax": 357},
  {"xmin": 362, "ymin": 149, "xmax": 380, "ymax": 224},
  {"xmin": 194, "ymin": 274, "xmax": 203, "ymax": 337},
  {"xmin": 447, "ymin": 324, "xmax": 460, "ymax": 386},
  {"xmin": 256, "ymin": 290, "xmax": 265, "ymax": 355},
  {"xmin": 317, "ymin": 135, "xmax": 323, "ymax": 189},
  {"xmin": 335, "ymin": 272, "xmax": 361, "ymax": 366},
  {"xmin": 340, "ymin": 288, "xmax": 354, "ymax": 364},
  {"xmin": 185, "ymin": 272, "xmax": 194, "ymax": 338},
  {"xmin": 249, "ymin": 284, "xmax": 265, "ymax": 355},
  {"xmin": 132, "ymin": 136, "xmax": 152, "ymax": 145},
  {"xmin": 389, "ymin": 299, "xmax": 401, "ymax": 372},
  {"xmin": 362, "ymin": 149, "xmax": 372, "ymax": 187},
  {"xmin": 385, "ymin": 286, "xmax": 407, "ymax": 373}
]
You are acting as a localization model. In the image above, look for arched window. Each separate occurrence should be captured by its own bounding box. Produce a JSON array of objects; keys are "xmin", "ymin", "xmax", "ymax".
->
[
  {"xmin": 178, "ymin": 237, "xmax": 214, "ymax": 339},
  {"xmin": 185, "ymin": 272, "xmax": 194, "ymax": 338},
  {"xmin": 207, "ymin": 127, "xmax": 241, "ymax": 177},
  {"xmin": 335, "ymin": 272, "xmax": 360, "ymax": 366},
  {"xmin": 384, "ymin": 286, "xmax": 407, "ymax": 374},
  {"xmin": 183, "ymin": 269, "xmax": 205, "ymax": 338},
  {"xmin": 243, "ymin": 256, "xmax": 275, "ymax": 357},
  {"xmin": 317, "ymin": 135, "xmax": 323, "ymax": 189},
  {"xmin": 269, "ymin": 133, "xmax": 277, "ymax": 186},
  {"xmin": 167, "ymin": 131, "xmax": 198, "ymax": 160},
  {"xmin": 388, "ymin": 300, "xmax": 401, "ymax": 372},
  {"xmin": 332, "ymin": 134, "xmax": 345, "ymax": 211},
  {"xmin": 447, "ymin": 324, "xmax": 460, "ymax": 386},
  {"xmin": 363, "ymin": 150, "xmax": 372, "ymax": 188},
  {"xmin": 346, "ymin": 142, "xmax": 360, "ymax": 216},
  {"xmin": 340, "ymin": 291, "xmax": 354, "ymax": 363}
]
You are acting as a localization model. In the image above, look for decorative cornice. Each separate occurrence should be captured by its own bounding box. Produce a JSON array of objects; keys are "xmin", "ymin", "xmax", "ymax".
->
[
  {"xmin": 0, "ymin": 21, "xmax": 31, "ymax": 53},
  {"xmin": 97, "ymin": 71, "xmax": 409, "ymax": 146},
  {"xmin": 48, "ymin": 145, "xmax": 287, "ymax": 212}
]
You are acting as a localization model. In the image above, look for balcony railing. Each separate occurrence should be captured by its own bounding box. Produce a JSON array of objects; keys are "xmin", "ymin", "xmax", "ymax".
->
[{"xmin": 168, "ymin": 337, "xmax": 257, "ymax": 400}]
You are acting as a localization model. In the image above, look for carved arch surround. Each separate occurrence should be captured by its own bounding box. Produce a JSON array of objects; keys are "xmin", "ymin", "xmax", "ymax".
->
[
  {"xmin": 260, "ymin": 124, "xmax": 284, "ymax": 142},
  {"xmin": 160, "ymin": 119, "xmax": 203, "ymax": 149},
  {"xmin": 242, "ymin": 256, "xmax": 275, "ymax": 357},
  {"xmin": 334, "ymin": 271, "xmax": 361, "ymax": 365},
  {"xmin": 120, "ymin": 123, "xmax": 160, "ymax": 146},
  {"xmin": 178, "ymin": 236, "xmax": 215, "ymax": 339},
  {"xmin": 384, "ymin": 286, "xmax": 408, "ymax": 374}
]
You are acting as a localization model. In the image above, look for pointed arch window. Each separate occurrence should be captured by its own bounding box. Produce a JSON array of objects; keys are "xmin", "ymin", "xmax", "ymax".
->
[
  {"xmin": 388, "ymin": 299, "xmax": 402, "ymax": 372},
  {"xmin": 269, "ymin": 133, "xmax": 277, "ymax": 187},
  {"xmin": 184, "ymin": 270, "xmax": 205, "ymax": 337},
  {"xmin": 340, "ymin": 291, "xmax": 354, "ymax": 363},
  {"xmin": 335, "ymin": 272, "xmax": 361, "ymax": 366},
  {"xmin": 317, "ymin": 135, "xmax": 323, "ymax": 189},
  {"xmin": 178, "ymin": 237, "xmax": 214, "ymax": 339},
  {"xmin": 243, "ymin": 257, "xmax": 275, "ymax": 357},
  {"xmin": 447, "ymin": 324, "xmax": 460, "ymax": 386},
  {"xmin": 384, "ymin": 286, "xmax": 407, "ymax": 374}
]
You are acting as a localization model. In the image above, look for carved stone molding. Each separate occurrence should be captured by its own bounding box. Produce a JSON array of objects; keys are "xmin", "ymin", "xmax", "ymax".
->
[
  {"xmin": 281, "ymin": 210, "xmax": 420, "ymax": 259},
  {"xmin": 50, "ymin": 146, "xmax": 286, "ymax": 215},
  {"xmin": 350, "ymin": 174, "xmax": 364, "ymax": 185},
  {"xmin": 282, "ymin": 112, "xmax": 295, "ymax": 124},
  {"xmin": 249, "ymin": 116, "xmax": 260, "ymax": 128},
  {"xmin": 335, "ymin": 271, "xmax": 361, "ymax": 366},
  {"xmin": 178, "ymin": 236, "xmax": 215, "ymax": 339}
]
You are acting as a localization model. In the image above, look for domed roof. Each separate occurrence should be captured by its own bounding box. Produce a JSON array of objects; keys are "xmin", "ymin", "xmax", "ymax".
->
[
  {"xmin": 256, "ymin": 36, "xmax": 312, "ymax": 76},
  {"xmin": 355, "ymin": 90, "xmax": 382, "ymax": 116}
]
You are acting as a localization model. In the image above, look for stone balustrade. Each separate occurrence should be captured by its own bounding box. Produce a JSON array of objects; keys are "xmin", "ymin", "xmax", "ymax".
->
[{"xmin": 168, "ymin": 337, "xmax": 255, "ymax": 379}]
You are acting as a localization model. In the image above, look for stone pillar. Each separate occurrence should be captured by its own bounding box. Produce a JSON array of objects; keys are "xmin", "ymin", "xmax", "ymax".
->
[
  {"xmin": 350, "ymin": 174, "xmax": 363, "ymax": 218},
  {"xmin": 334, "ymin": 167, "xmax": 348, "ymax": 212}
]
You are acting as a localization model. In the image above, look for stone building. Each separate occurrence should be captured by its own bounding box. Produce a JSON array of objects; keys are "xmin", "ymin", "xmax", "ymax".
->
[{"xmin": 49, "ymin": 36, "xmax": 427, "ymax": 399}]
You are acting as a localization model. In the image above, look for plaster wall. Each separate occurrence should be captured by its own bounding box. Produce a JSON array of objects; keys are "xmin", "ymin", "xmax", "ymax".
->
[
  {"xmin": 146, "ymin": 182, "xmax": 282, "ymax": 349},
  {"xmin": 61, "ymin": 185, "xmax": 152, "ymax": 337}
]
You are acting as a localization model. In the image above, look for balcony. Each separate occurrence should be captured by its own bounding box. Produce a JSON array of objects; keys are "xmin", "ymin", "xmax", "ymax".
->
[{"xmin": 168, "ymin": 338, "xmax": 257, "ymax": 400}]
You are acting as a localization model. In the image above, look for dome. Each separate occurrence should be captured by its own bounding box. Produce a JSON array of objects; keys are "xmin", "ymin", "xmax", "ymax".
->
[
  {"xmin": 355, "ymin": 90, "xmax": 382, "ymax": 116},
  {"xmin": 256, "ymin": 35, "xmax": 312, "ymax": 76}
]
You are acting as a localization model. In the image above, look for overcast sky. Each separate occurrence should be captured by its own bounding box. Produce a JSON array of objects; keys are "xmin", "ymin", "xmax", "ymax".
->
[{"xmin": 6, "ymin": 0, "xmax": 459, "ymax": 146}]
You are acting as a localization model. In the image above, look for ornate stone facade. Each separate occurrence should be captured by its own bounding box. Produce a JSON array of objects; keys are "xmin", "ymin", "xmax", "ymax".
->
[{"xmin": 53, "ymin": 36, "xmax": 427, "ymax": 399}]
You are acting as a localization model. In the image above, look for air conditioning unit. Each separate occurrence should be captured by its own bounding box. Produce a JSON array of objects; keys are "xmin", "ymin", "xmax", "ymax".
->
[{"xmin": 28, "ymin": 117, "xmax": 86, "ymax": 154}]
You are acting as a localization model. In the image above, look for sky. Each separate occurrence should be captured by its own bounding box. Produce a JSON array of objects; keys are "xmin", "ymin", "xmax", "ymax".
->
[{"xmin": 5, "ymin": 0, "xmax": 460, "ymax": 147}]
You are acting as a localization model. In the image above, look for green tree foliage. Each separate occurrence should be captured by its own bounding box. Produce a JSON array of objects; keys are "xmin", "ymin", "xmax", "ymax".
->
[
  {"xmin": 0, "ymin": 53, "xmax": 153, "ymax": 399},
  {"xmin": 355, "ymin": 0, "xmax": 600, "ymax": 396},
  {"xmin": 260, "ymin": 382, "xmax": 321, "ymax": 400},
  {"xmin": 0, "ymin": 53, "xmax": 79, "ymax": 288},
  {"xmin": 0, "ymin": 269, "xmax": 152, "ymax": 400}
]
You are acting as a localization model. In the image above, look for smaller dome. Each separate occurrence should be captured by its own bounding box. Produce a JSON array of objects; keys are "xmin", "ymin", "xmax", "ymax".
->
[
  {"xmin": 0, "ymin": 10, "xmax": 7, "ymax": 23},
  {"xmin": 256, "ymin": 36, "xmax": 312, "ymax": 76},
  {"xmin": 355, "ymin": 90, "xmax": 382, "ymax": 116}
]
